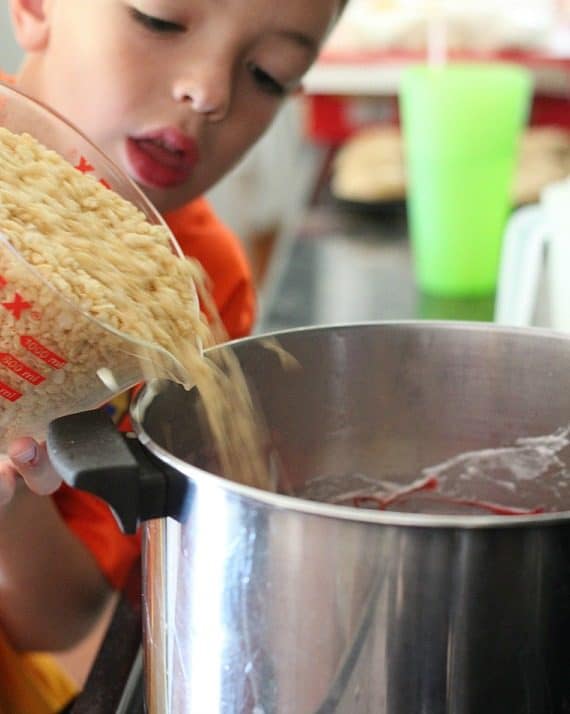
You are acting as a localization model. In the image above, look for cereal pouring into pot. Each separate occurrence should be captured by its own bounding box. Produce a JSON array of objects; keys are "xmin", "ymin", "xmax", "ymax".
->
[{"xmin": 0, "ymin": 126, "xmax": 270, "ymax": 490}]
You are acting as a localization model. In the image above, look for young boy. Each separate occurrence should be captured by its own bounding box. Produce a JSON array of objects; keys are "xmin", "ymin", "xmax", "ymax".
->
[{"xmin": 0, "ymin": 0, "xmax": 345, "ymax": 710}]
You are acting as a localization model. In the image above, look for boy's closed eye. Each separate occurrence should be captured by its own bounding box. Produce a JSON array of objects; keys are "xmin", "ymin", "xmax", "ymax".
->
[
  {"xmin": 127, "ymin": 1, "xmax": 308, "ymax": 100},
  {"xmin": 129, "ymin": 6, "xmax": 289, "ymax": 98},
  {"xmin": 246, "ymin": 62, "xmax": 287, "ymax": 98},
  {"xmin": 129, "ymin": 6, "xmax": 186, "ymax": 33}
]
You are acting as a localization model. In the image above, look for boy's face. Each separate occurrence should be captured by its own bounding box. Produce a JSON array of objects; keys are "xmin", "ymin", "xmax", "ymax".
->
[{"xmin": 13, "ymin": 0, "xmax": 341, "ymax": 212}]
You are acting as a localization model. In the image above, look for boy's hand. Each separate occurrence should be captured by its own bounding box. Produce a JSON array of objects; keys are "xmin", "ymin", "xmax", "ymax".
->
[{"xmin": 0, "ymin": 438, "xmax": 62, "ymax": 505}]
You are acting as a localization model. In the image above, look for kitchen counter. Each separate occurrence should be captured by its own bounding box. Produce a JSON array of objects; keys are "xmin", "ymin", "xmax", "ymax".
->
[{"xmin": 258, "ymin": 197, "xmax": 503, "ymax": 334}]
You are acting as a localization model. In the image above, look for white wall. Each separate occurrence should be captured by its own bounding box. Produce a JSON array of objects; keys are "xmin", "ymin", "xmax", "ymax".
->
[{"xmin": 0, "ymin": 2, "xmax": 23, "ymax": 73}]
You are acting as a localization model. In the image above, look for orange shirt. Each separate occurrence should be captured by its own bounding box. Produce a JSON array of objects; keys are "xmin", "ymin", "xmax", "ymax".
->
[
  {"xmin": 52, "ymin": 198, "xmax": 256, "ymax": 589},
  {"xmin": 166, "ymin": 198, "xmax": 255, "ymax": 340}
]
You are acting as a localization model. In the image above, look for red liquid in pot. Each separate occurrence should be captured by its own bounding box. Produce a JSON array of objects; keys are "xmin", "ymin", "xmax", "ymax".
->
[
  {"xmin": 351, "ymin": 475, "xmax": 545, "ymax": 516},
  {"xmin": 299, "ymin": 427, "xmax": 570, "ymax": 516}
]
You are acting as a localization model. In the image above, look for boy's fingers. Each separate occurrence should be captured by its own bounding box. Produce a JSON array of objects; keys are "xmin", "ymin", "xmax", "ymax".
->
[
  {"xmin": 0, "ymin": 462, "xmax": 17, "ymax": 505},
  {"xmin": 8, "ymin": 438, "xmax": 62, "ymax": 496}
]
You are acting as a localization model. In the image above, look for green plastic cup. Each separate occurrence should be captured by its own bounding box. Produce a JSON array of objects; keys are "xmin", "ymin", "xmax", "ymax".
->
[{"xmin": 399, "ymin": 63, "xmax": 532, "ymax": 297}]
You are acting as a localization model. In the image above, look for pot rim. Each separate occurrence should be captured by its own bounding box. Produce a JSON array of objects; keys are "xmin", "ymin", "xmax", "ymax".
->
[{"xmin": 131, "ymin": 320, "xmax": 570, "ymax": 530}]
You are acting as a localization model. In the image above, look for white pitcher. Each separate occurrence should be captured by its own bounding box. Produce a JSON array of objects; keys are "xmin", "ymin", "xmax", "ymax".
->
[{"xmin": 495, "ymin": 177, "xmax": 570, "ymax": 332}]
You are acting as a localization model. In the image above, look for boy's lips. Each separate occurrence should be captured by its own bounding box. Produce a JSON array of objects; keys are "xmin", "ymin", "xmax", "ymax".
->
[{"xmin": 126, "ymin": 128, "xmax": 199, "ymax": 188}]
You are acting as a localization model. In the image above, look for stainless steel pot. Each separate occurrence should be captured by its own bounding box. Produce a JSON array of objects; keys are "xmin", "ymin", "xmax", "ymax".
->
[{"xmin": 47, "ymin": 322, "xmax": 570, "ymax": 714}]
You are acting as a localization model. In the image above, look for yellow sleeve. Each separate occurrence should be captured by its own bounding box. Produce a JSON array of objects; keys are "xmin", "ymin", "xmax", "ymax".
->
[{"xmin": 0, "ymin": 627, "xmax": 78, "ymax": 714}]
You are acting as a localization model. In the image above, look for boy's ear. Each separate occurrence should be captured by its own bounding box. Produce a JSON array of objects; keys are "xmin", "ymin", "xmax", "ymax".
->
[{"xmin": 10, "ymin": 0, "xmax": 51, "ymax": 52}]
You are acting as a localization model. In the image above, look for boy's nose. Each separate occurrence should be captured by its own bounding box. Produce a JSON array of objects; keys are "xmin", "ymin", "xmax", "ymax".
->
[{"xmin": 172, "ymin": 75, "xmax": 230, "ymax": 122}]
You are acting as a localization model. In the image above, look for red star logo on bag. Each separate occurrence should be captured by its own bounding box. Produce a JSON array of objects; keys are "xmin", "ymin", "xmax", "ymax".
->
[{"xmin": 2, "ymin": 293, "xmax": 33, "ymax": 320}]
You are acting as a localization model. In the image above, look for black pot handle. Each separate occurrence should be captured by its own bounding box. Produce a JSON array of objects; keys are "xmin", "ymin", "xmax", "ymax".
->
[{"xmin": 47, "ymin": 409, "xmax": 168, "ymax": 534}]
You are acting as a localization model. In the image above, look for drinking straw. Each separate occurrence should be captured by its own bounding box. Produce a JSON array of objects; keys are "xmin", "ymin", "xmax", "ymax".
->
[{"xmin": 426, "ymin": 0, "xmax": 448, "ymax": 68}]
